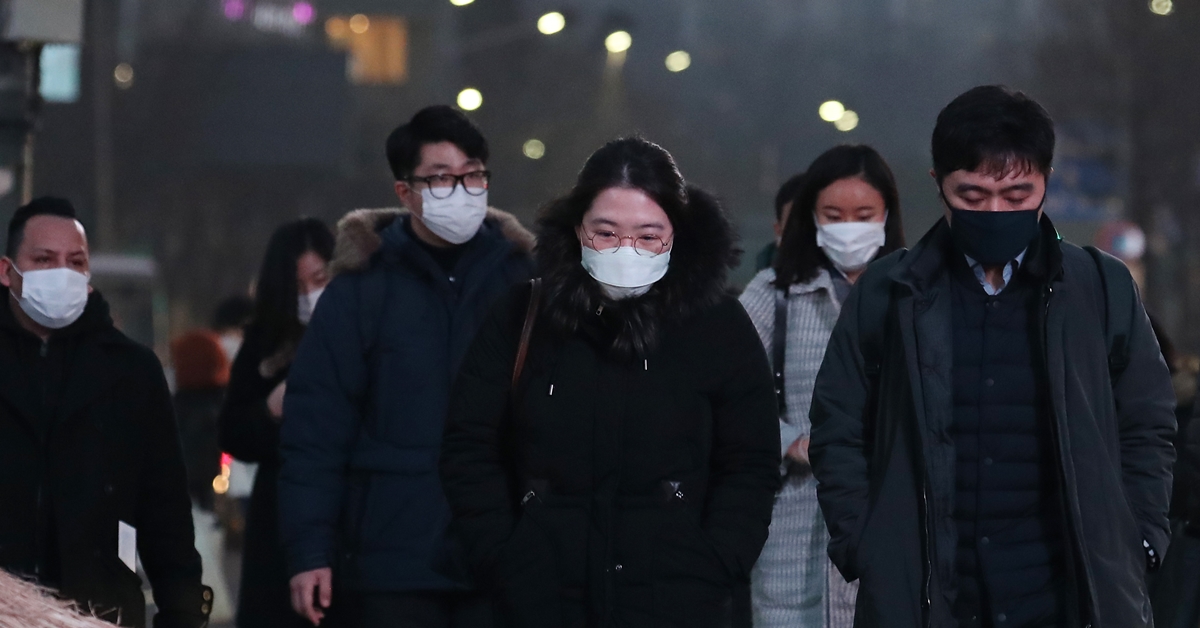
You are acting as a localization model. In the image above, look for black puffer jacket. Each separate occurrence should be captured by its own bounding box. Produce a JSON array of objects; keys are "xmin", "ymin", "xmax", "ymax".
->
[
  {"xmin": 0, "ymin": 289, "xmax": 209, "ymax": 628},
  {"xmin": 440, "ymin": 189, "xmax": 781, "ymax": 628}
]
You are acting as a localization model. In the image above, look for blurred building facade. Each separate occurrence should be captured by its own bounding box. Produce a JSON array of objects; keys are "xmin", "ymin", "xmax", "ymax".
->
[{"xmin": 16, "ymin": 0, "xmax": 1200, "ymax": 350}]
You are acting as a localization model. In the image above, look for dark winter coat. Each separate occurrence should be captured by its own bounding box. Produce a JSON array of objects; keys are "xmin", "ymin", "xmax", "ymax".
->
[
  {"xmin": 217, "ymin": 324, "xmax": 308, "ymax": 628},
  {"xmin": 279, "ymin": 208, "xmax": 535, "ymax": 591},
  {"xmin": 0, "ymin": 289, "xmax": 210, "ymax": 628},
  {"xmin": 809, "ymin": 217, "xmax": 1176, "ymax": 628},
  {"xmin": 440, "ymin": 190, "xmax": 781, "ymax": 628}
]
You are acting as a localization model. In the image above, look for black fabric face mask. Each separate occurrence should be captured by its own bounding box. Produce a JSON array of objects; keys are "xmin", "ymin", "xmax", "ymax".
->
[{"xmin": 947, "ymin": 202, "xmax": 1042, "ymax": 266}]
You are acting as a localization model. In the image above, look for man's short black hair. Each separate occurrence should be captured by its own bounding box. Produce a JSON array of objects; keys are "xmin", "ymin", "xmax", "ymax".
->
[
  {"xmin": 6, "ymin": 197, "xmax": 78, "ymax": 257},
  {"xmin": 774, "ymin": 172, "xmax": 806, "ymax": 222},
  {"xmin": 931, "ymin": 85, "xmax": 1055, "ymax": 183},
  {"xmin": 385, "ymin": 105, "xmax": 489, "ymax": 181}
]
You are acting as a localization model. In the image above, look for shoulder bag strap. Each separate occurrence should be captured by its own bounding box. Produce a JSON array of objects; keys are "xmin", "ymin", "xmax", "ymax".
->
[{"xmin": 512, "ymin": 278, "xmax": 543, "ymax": 389}]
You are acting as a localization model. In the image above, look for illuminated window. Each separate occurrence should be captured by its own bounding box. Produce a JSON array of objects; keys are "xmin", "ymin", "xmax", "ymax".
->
[{"xmin": 326, "ymin": 15, "xmax": 408, "ymax": 85}]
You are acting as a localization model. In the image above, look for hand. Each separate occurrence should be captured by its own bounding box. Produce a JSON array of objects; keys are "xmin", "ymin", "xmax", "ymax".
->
[
  {"xmin": 289, "ymin": 567, "xmax": 332, "ymax": 626},
  {"xmin": 786, "ymin": 437, "xmax": 810, "ymax": 465},
  {"xmin": 268, "ymin": 383, "xmax": 287, "ymax": 421}
]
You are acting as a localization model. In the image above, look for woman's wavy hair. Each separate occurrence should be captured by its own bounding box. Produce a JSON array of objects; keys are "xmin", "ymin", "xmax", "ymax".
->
[{"xmin": 774, "ymin": 144, "xmax": 906, "ymax": 286}]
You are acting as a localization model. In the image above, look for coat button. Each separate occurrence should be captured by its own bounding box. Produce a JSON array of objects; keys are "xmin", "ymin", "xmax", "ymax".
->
[
  {"xmin": 984, "ymin": 378, "xmax": 995, "ymax": 387},
  {"xmin": 104, "ymin": 484, "xmax": 114, "ymax": 495},
  {"xmin": 614, "ymin": 564, "xmax": 623, "ymax": 572},
  {"xmin": 983, "ymin": 457, "xmax": 993, "ymax": 466},
  {"xmin": 997, "ymin": 613, "xmax": 1007, "ymax": 622},
  {"xmin": 980, "ymin": 536, "xmax": 990, "ymax": 546},
  {"xmin": 201, "ymin": 603, "xmax": 211, "ymax": 614},
  {"xmin": 203, "ymin": 590, "xmax": 213, "ymax": 602}
]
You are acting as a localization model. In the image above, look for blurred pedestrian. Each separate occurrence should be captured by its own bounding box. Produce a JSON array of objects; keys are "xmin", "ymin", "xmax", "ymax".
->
[
  {"xmin": 218, "ymin": 219, "xmax": 334, "ymax": 628},
  {"xmin": 171, "ymin": 331, "xmax": 230, "ymax": 512},
  {"xmin": 740, "ymin": 144, "xmax": 905, "ymax": 627},
  {"xmin": 279, "ymin": 105, "xmax": 534, "ymax": 628},
  {"xmin": 809, "ymin": 86, "xmax": 1176, "ymax": 628},
  {"xmin": 755, "ymin": 172, "xmax": 806, "ymax": 271},
  {"xmin": 212, "ymin": 295, "xmax": 254, "ymax": 364},
  {"xmin": 0, "ymin": 197, "xmax": 211, "ymax": 627},
  {"xmin": 440, "ymin": 137, "xmax": 780, "ymax": 628},
  {"xmin": 1148, "ymin": 319, "xmax": 1200, "ymax": 628}
]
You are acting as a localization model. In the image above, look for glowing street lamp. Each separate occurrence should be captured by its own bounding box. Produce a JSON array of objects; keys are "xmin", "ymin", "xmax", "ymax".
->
[
  {"xmin": 457, "ymin": 88, "xmax": 483, "ymax": 111},
  {"xmin": 605, "ymin": 31, "xmax": 632, "ymax": 54},
  {"xmin": 665, "ymin": 51, "xmax": 691, "ymax": 72},
  {"xmin": 819, "ymin": 100, "xmax": 845, "ymax": 122},
  {"xmin": 523, "ymin": 139, "xmax": 546, "ymax": 160},
  {"xmin": 834, "ymin": 110, "xmax": 860, "ymax": 132},
  {"xmin": 538, "ymin": 12, "xmax": 566, "ymax": 35}
]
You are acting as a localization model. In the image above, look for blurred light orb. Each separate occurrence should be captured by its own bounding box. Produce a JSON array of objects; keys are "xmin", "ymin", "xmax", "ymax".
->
[
  {"xmin": 113, "ymin": 63, "xmax": 134, "ymax": 89},
  {"xmin": 325, "ymin": 17, "xmax": 347, "ymax": 38},
  {"xmin": 1149, "ymin": 0, "xmax": 1174, "ymax": 15},
  {"xmin": 349, "ymin": 14, "xmax": 370, "ymax": 34},
  {"xmin": 450, "ymin": 0, "xmax": 476, "ymax": 6},
  {"xmin": 819, "ymin": 100, "xmax": 846, "ymax": 122},
  {"xmin": 457, "ymin": 88, "xmax": 483, "ymax": 111},
  {"xmin": 834, "ymin": 110, "xmax": 860, "ymax": 132},
  {"xmin": 605, "ymin": 31, "xmax": 632, "ymax": 54},
  {"xmin": 665, "ymin": 50, "xmax": 691, "ymax": 72},
  {"xmin": 292, "ymin": 2, "xmax": 315, "ymax": 25},
  {"xmin": 223, "ymin": 0, "xmax": 246, "ymax": 21},
  {"xmin": 538, "ymin": 12, "xmax": 566, "ymax": 35},
  {"xmin": 523, "ymin": 139, "xmax": 546, "ymax": 160}
]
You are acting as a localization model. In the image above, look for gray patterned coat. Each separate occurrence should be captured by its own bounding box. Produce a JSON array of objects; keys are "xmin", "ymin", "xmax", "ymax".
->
[{"xmin": 740, "ymin": 267, "xmax": 857, "ymax": 628}]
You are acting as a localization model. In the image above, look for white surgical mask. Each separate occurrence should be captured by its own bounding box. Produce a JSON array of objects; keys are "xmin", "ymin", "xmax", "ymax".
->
[
  {"xmin": 815, "ymin": 217, "xmax": 886, "ymax": 274},
  {"xmin": 419, "ymin": 187, "xmax": 488, "ymax": 245},
  {"xmin": 580, "ymin": 246, "xmax": 671, "ymax": 300},
  {"xmin": 297, "ymin": 287, "xmax": 324, "ymax": 325},
  {"xmin": 14, "ymin": 266, "xmax": 90, "ymax": 329}
]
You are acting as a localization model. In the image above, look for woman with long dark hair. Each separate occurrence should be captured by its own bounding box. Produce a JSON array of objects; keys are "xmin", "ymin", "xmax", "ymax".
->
[
  {"xmin": 218, "ymin": 218, "xmax": 335, "ymax": 627},
  {"xmin": 440, "ymin": 137, "xmax": 781, "ymax": 628},
  {"xmin": 739, "ymin": 144, "xmax": 905, "ymax": 627}
]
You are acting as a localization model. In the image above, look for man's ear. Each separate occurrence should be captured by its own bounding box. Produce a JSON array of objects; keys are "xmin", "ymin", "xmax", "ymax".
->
[{"xmin": 394, "ymin": 181, "xmax": 410, "ymax": 207}]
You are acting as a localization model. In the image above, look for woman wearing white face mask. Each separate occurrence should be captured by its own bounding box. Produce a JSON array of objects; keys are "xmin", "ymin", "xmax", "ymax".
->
[
  {"xmin": 739, "ymin": 144, "xmax": 905, "ymax": 628},
  {"xmin": 217, "ymin": 218, "xmax": 333, "ymax": 628},
  {"xmin": 441, "ymin": 138, "xmax": 781, "ymax": 628}
]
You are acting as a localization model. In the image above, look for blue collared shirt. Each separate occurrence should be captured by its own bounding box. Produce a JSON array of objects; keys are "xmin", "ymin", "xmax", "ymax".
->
[{"xmin": 965, "ymin": 249, "xmax": 1027, "ymax": 296}]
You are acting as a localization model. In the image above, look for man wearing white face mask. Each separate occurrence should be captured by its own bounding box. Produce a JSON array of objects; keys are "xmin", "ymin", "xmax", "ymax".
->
[
  {"xmin": 280, "ymin": 106, "xmax": 534, "ymax": 628},
  {"xmin": 0, "ymin": 198, "xmax": 211, "ymax": 627}
]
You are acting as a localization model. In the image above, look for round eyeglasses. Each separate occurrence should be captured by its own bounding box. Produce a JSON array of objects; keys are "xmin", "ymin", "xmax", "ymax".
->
[
  {"xmin": 408, "ymin": 171, "xmax": 491, "ymax": 200},
  {"xmin": 581, "ymin": 229, "xmax": 671, "ymax": 256}
]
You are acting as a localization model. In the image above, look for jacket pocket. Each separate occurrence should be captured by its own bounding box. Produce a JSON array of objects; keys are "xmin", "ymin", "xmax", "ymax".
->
[{"xmin": 493, "ymin": 492, "xmax": 584, "ymax": 627}]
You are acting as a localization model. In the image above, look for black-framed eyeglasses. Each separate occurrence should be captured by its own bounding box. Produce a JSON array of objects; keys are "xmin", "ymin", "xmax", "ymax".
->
[
  {"xmin": 581, "ymin": 229, "xmax": 672, "ymax": 256},
  {"xmin": 407, "ymin": 171, "xmax": 491, "ymax": 200}
]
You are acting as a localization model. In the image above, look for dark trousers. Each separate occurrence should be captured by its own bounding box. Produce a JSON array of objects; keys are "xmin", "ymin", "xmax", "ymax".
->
[{"xmin": 332, "ymin": 590, "xmax": 492, "ymax": 628}]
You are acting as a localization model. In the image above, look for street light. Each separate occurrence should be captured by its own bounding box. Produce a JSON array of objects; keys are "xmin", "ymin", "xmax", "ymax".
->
[
  {"xmin": 523, "ymin": 139, "xmax": 546, "ymax": 160},
  {"xmin": 819, "ymin": 101, "xmax": 845, "ymax": 122},
  {"xmin": 457, "ymin": 88, "xmax": 483, "ymax": 111},
  {"xmin": 605, "ymin": 31, "xmax": 632, "ymax": 53},
  {"xmin": 538, "ymin": 12, "xmax": 566, "ymax": 35},
  {"xmin": 113, "ymin": 63, "xmax": 134, "ymax": 89},
  {"xmin": 349, "ymin": 14, "xmax": 369, "ymax": 34},
  {"xmin": 1149, "ymin": 0, "xmax": 1174, "ymax": 15},
  {"xmin": 665, "ymin": 50, "xmax": 691, "ymax": 72},
  {"xmin": 450, "ymin": 0, "xmax": 476, "ymax": 5},
  {"xmin": 834, "ymin": 110, "xmax": 860, "ymax": 132}
]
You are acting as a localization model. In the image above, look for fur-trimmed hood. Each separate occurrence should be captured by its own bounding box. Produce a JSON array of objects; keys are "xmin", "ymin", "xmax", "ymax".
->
[
  {"xmin": 536, "ymin": 186, "xmax": 740, "ymax": 359},
  {"xmin": 329, "ymin": 206, "xmax": 536, "ymax": 275}
]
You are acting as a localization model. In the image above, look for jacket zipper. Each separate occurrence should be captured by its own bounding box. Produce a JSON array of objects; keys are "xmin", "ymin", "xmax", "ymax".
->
[{"xmin": 921, "ymin": 481, "xmax": 932, "ymax": 627}]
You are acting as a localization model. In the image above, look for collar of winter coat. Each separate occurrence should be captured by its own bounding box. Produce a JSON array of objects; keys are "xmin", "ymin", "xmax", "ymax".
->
[
  {"xmin": 329, "ymin": 206, "xmax": 535, "ymax": 275},
  {"xmin": 888, "ymin": 214, "xmax": 1064, "ymax": 295},
  {"xmin": 535, "ymin": 188, "xmax": 739, "ymax": 360},
  {"xmin": 0, "ymin": 287, "xmax": 116, "ymax": 340}
]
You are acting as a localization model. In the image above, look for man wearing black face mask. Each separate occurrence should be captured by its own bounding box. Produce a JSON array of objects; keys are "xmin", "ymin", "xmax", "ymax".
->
[{"xmin": 809, "ymin": 85, "xmax": 1176, "ymax": 628}]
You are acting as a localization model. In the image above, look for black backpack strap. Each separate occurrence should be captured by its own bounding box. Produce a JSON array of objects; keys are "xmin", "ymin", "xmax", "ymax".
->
[
  {"xmin": 1083, "ymin": 245, "xmax": 1135, "ymax": 381},
  {"xmin": 773, "ymin": 286, "xmax": 788, "ymax": 415},
  {"xmin": 858, "ymin": 253, "xmax": 904, "ymax": 383}
]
